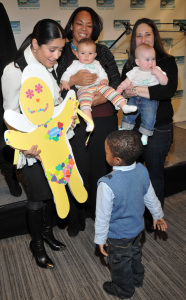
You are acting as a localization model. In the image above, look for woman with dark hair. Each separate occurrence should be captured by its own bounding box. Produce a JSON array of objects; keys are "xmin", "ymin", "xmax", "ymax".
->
[
  {"xmin": 2, "ymin": 19, "xmax": 67, "ymax": 269},
  {"xmin": 58, "ymin": 7, "xmax": 121, "ymax": 237},
  {"xmin": 65, "ymin": 6, "xmax": 103, "ymax": 42},
  {"xmin": 124, "ymin": 18, "xmax": 172, "ymax": 70},
  {"xmin": 120, "ymin": 18, "xmax": 178, "ymax": 232}
]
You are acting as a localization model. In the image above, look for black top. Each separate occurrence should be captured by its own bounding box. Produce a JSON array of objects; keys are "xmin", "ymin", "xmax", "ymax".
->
[{"xmin": 121, "ymin": 56, "xmax": 178, "ymax": 127}]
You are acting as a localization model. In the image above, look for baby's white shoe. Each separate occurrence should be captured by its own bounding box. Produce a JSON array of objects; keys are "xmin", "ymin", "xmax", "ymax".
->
[
  {"xmin": 86, "ymin": 122, "xmax": 94, "ymax": 132},
  {"xmin": 122, "ymin": 105, "xmax": 137, "ymax": 114},
  {"xmin": 141, "ymin": 134, "xmax": 148, "ymax": 146}
]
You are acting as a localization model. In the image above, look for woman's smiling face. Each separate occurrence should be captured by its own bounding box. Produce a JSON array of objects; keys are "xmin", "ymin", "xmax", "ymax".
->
[
  {"xmin": 71, "ymin": 11, "xmax": 93, "ymax": 48},
  {"xmin": 32, "ymin": 37, "xmax": 65, "ymax": 69}
]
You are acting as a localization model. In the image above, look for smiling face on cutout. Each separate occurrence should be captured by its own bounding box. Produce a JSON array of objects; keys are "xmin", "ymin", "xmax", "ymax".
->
[{"xmin": 20, "ymin": 77, "xmax": 54, "ymax": 126}]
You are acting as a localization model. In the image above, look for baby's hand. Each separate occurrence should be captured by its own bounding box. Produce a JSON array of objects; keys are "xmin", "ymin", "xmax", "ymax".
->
[
  {"xmin": 151, "ymin": 67, "xmax": 159, "ymax": 76},
  {"xmin": 116, "ymin": 85, "xmax": 123, "ymax": 94},
  {"xmin": 60, "ymin": 81, "xmax": 70, "ymax": 91},
  {"xmin": 153, "ymin": 218, "xmax": 167, "ymax": 231},
  {"xmin": 99, "ymin": 79, "xmax": 108, "ymax": 86}
]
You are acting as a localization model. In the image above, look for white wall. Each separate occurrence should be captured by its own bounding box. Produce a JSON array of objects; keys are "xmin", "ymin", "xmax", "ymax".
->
[{"xmin": 1, "ymin": 0, "xmax": 186, "ymax": 122}]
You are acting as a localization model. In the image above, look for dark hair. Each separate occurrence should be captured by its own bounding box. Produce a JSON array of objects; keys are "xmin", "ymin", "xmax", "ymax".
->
[
  {"xmin": 77, "ymin": 38, "xmax": 96, "ymax": 51},
  {"xmin": 65, "ymin": 7, "xmax": 103, "ymax": 41},
  {"xmin": 106, "ymin": 130, "xmax": 143, "ymax": 165},
  {"xmin": 14, "ymin": 19, "xmax": 66, "ymax": 67},
  {"xmin": 126, "ymin": 18, "xmax": 171, "ymax": 70}
]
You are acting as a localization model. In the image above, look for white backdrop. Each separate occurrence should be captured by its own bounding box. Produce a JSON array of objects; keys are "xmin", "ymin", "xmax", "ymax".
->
[{"xmin": 1, "ymin": 0, "xmax": 186, "ymax": 122}]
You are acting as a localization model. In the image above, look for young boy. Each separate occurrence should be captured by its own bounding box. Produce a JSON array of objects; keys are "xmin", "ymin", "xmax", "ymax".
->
[
  {"xmin": 94, "ymin": 130, "xmax": 167, "ymax": 299},
  {"xmin": 61, "ymin": 38, "xmax": 137, "ymax": 132},
  {"xmin": 117, "ymin": 43, "xmax": 168, "ymax": 145}
]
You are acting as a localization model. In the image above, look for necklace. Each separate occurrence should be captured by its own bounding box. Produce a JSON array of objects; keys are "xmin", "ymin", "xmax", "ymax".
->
[{"xmin": 71, "ymin": 41, "xmax": 77, "ymax": 52}]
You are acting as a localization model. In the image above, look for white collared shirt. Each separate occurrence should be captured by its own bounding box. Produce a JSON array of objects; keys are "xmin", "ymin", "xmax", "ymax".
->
[{"xmin": 2, "ymin": 45, "xmax": 62, "ymax": 113}]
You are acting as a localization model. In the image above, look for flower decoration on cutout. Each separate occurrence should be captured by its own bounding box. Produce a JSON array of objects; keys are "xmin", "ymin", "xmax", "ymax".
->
[
  {"xmin": 35, "ymin": 83, "xmax": 43, "ymax": 94},
  {"xmin": 26, "ymin": 89, "xmax": 34, "ymax": 99}
]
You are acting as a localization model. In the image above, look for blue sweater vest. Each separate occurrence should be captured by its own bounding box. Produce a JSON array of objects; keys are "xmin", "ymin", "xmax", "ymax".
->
[{"xmin": 98, "ymin": 163, "xmax": 150, "ymax": 239}]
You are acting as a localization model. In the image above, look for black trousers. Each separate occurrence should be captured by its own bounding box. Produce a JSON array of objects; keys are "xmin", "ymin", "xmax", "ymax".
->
[
  {"xmin": 143, "ymin": 124, "xmax": 173, "ymax": 227},
  {"xmin": 107, "ymin": 233, "xmax": 144, "ymax": 298},
  {"xmin": 22, "ymin": 161, "xmax": 53, "ymax": 203}
]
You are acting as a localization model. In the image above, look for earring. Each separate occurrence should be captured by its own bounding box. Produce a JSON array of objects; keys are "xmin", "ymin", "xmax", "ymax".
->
[{"xmin": 34, "ymin": 49, "xmax": 37, "ymax": 53}]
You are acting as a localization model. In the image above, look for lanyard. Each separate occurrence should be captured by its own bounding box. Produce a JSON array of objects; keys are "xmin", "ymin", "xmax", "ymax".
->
[{"xmin": 71, "ymin": 41, "xmax": 77, "ymax": 52}]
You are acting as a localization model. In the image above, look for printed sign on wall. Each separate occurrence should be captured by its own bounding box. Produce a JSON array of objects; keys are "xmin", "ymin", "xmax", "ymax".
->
[
  {"xmin": 160, "ymin": 0, "xmax": 175, "ymax": 9},
  {"xmin": 98, "ymin": 40, "xmax": 116, "ymax": 49},
  {"xmin": 59, "ymin": 0, "xmax": 78, "ymax": 9},
  {"xmin": 11, "ymin": 21, "xmax": 21, "ymax": 34},
  {"xmin": 114, "ymin": 20, "xmax": 130, "ymax": 31},
  {"xmin": 152, "ymin": 20, "xmax": 161, "ymax": 28},
  {"xmin": 172, "ymin": 90, "xmax": 183, "ymax": 99},
  {"xmin": 175, "ymin": 56, "xmax": 185, "ymax": 65},
  {"xmin": 115, "ymin": 59, "xmax": 127, "ymax": 73},
  {"xmin": 17, "ymin": 0, "xmax": 40, "ymax": 8},
  {"xmin": 161, "ymin": 38, "xmax": 173, "ymax": 50},
  {"xmin": 130, "ymin": 0, "xmax": 145, "ymax": 10},
  {"xmin": 97, "ymin": 0, "xmax": 115, "ymax": 9},
  {"xmin": 173, "ymin": 19, "xmax": 186, "ymax": 33}
]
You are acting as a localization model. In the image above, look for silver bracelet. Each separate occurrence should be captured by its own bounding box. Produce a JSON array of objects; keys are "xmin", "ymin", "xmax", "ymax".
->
[{"xmin": 131, "ymin": 87, "xmax": 136, "ymax": 92}]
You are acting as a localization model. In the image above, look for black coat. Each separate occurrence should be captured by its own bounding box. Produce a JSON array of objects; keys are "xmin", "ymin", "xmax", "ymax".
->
[{"xmin": 0, "ymin": 2, "xmax": 17, "ymax": 134}]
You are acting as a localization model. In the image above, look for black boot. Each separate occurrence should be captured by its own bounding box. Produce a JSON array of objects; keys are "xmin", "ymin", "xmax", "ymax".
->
[
  {"xmin": 27, "ymin": 207, "xmax": 54, "ymax": 269},
  {"xmin": 42, "ymin": 200, "xmax": 66, "ymax": 251}
]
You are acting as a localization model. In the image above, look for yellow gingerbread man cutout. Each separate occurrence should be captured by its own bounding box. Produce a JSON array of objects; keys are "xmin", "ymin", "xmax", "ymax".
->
[{"xmin": 4, "ymin": 64, "xmax": 87, "ymax": 219}]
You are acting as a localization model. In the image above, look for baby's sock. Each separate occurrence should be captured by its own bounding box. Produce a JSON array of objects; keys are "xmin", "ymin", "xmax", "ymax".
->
[
  {"xmin": 122, "ymin": 105, "xmax": 137, "ymax": 114},
  {"xmin": 86, "ymin": 122, "xmax": 94, "ymax": 132},
  {"xmin": 141, "ymin": 134, "xmax": 148, "ymax": 146}
]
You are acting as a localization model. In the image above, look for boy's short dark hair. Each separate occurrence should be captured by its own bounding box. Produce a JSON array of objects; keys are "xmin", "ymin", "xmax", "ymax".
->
[{"xmin": 106, "ymin": 130, "xmax": 143, "ymax": 165}]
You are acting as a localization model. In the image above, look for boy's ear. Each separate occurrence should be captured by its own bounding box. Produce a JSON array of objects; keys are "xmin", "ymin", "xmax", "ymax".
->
[
  {"xmin": 94, "ymin": 53, "xmax": 97, "ymax": 58},
  {"xmin": 135, "ymin": 58, "xmax": 140, "ymax": 66},
  {"xmin": 114, "ymin": 157, "xmax": 123, "ymax": 166}
]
